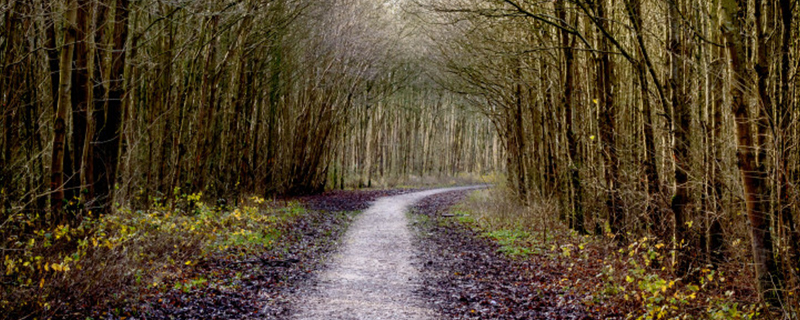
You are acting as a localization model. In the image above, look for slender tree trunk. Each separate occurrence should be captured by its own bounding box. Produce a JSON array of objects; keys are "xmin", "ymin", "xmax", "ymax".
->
[
  {"xmin": 265, "ymin": 38, "xmax": 282, "ymax": 193},
  {"xmin": 720, "ymin": 0, "xmax": 783, "ymax": 304},
  {"xmin": 194, "ymin": 14, "xmax": 219, "ymax": 191},
  {"xmin": 514, "ymin": 62, "xmax": 527, "ymax": 203},
  {"xmin": 625, "ymin": 0, "xmax": 664, "ymax": 239},
  {"xmin": 44, "ymin": 1, "xmax": 60, "ymax": 110},
  {"xmin": 595, "ymin": 0, "xmax": 621, "ymax": 238},
  {"xmin": 777, "ymin": 0, "xmax": 799, "ymax": 284},
  {"xmin": 0, "ymin": 0, "xmax": 19, "ymax": 218},
  {"xmin": 90, "ymin": 0, "xmax": 128, "ymax": 214},
  {"xmin": 71, "ymin": 0, "xmax": 93, "ymax": 208},
  {"xmin": 708, "ymin": 43, "xmax": 725, "ymax": 265},
  {"xmin": 669, "ymin": 0, "xmax": 693, "ymax": 274},
  {"xmin": 51, "ymin": 0, "xmax": 79, "ymax": 222}
]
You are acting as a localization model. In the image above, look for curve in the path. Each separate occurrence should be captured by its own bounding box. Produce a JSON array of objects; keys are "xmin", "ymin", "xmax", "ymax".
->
[{"xmin": 290, "ymin": 186, "xmax": 486, "ymax": 320}]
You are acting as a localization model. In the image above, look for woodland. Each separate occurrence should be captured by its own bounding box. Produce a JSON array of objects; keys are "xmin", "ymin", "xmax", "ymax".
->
[{"xmin": 2, "ymin": 0, "xmax": 800, "ymax": 318}]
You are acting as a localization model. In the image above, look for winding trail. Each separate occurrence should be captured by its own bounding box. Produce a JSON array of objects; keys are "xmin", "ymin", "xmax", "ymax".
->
[{"xmin": 291, "ymin": 186, "xmax": 485, "ymax": 320}]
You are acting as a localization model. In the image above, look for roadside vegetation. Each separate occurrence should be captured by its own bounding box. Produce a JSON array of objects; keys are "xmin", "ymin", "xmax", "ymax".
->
[
  {"xmin": 1, "ymin": 192, "xmax": 358, "ymax": 319},
  {"xmin": 446, "ymin": 187, "xmax": 761, "ymax": 319}
]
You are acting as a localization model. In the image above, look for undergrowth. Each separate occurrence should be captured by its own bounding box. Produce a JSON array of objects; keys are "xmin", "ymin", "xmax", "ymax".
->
[
  {"xmin": 448, "ymin": 187, "xmax": 761, "ymax": 320},
  {"xmin": 1, "ymin": 192, "xmax": 304, "ymax": 319}
]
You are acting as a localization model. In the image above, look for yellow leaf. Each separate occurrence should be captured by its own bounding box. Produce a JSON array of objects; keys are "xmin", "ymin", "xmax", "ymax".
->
[
  {"xmin": 39, "ymin": 278, "xmax": 44, "ymax": 288},
  {"xmin": 185, "ymin": 260, "xmax": 192, "ymax": 266},
  {"xmin": 592, "ymin": 99, "xmax": 599, "ymax": 105}
]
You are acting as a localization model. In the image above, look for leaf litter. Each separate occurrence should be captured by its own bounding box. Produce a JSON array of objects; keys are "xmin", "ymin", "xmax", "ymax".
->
[
  {"xmin": 98, "ymin": 189, "xmax": 415, "ymax": 319},
  {"xmin": 411, "ymin": 190, "xmax": 601, "ymax": 320}
]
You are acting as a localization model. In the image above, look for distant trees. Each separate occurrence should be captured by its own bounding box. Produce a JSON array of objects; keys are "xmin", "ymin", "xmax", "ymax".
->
[
  {"xmin": 425, "ymin": 0, "xmax": 800, "ymax": 309},
  {"xmin": 0, "ymin": 0, "xmax": 498, "ymax": 227}
]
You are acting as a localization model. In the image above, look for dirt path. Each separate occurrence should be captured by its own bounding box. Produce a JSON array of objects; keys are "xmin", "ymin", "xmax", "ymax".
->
[{"xmin": 291, "ymin": 186, "xmax": 485, "ymax": 320}]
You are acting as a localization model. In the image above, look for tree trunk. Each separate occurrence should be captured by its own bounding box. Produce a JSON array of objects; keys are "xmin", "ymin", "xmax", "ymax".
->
[
  {"xmin": 50, "ymin": 0, "xmax": 79, "ymax": 222},
  {"xmin": 71, "ymin": 0, "xmax": 93, "ymax": 208},
  {"xmin": 514, "ymin": 62, "xmax": 527, "ymax": 203},
  {"xmin": 777, "ymin": 0, "xmax": 799, "ymax": 285},
  {"xmin": 720, "ymin": 0, "xmax": 783, "ymax": 305},
  {"xmin": 668, "ymin": 0, "xmax": 693, "ymax": 274},
  {"xmin": 708, "ymin": 39, "xmax": 725, "ymax": 265},
  {"xmin": 625, "ymin": 0, "xmax": 664, "ymax": 240},
  {"xmin": 595, "ymin": 0, "xmax": 621, "ymax": 238},
  {"xmin": 90, "ymin": 0, "xmax": 128, "ymax": 214},
  {"xmin": 44, "ymin": 1, "xmax": 60, "ymax": 110}
]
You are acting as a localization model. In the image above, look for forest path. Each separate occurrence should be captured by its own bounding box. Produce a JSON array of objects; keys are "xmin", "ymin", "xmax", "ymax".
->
[{"xmin": 290, "ymin": 186, "xmax": 485, "ymax": 320}]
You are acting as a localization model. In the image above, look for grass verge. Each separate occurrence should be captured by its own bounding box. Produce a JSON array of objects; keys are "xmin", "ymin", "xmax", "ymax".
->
[{"xmin": 446, "ymin": 187, "xmax": 761, "ymax": 320}]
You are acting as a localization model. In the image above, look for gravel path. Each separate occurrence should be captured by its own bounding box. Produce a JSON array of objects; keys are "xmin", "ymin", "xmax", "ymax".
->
[{"xmin": 291, "ymin": 186, "xmax": 485, "ymax": 320}]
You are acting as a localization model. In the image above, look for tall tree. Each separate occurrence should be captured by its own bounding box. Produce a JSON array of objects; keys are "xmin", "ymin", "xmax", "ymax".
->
[
  {"xmin": 776, "ymin": 0, "xmax": 799, "ymax": 285},
  {"xmin": 624, "ymin": 0, "xmax": 665, "ymax": 240},
  {"xmin": 50, "ymin": 0, "xmax": 79, "ymax": 222},
  {"xmin": 87, "ymin": 0, "xmax": 129, "ymax": 214},
  {"xmin": 556, "ymin": 0, "xmax": 584, "ymax": 233},
  {"xmin": 720, "ymin": 0, "xmax": 783, "ymax": 304},
  {"xmin": 668, "ymin": 0, "xmax": 693, "ymax": 273},
  {"xmin": 593, "ymin": 0, "xmax": 622, "ymax": 238}
]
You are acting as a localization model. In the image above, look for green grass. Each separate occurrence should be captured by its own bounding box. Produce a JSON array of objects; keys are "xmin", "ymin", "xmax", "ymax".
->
[{"xmin": 482, "ymin": 229, "xmax": 533, "ymax": 257}]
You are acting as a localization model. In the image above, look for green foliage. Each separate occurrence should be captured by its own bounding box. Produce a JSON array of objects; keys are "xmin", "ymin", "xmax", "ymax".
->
[
  {"xmin": 451, "ymin": 209, "xmax": 475, "ymax": 224},
  {"xmin": 173, "ymin": 277, "xmax": 208, "ymax": 293},
  {"xmin": 450, "ymin": 188, "xmax": 761, "ymax": 319},
  {"xmin": 595, "ymin": 237, "xmax": 759, "ymax": 320},
  {"xmin": 1, "ymin": 195, "xmax": 306, "ymax": 318},
  {"xmin": 482, "ymin": 229, "xmax": 532, "ymax": 258}
]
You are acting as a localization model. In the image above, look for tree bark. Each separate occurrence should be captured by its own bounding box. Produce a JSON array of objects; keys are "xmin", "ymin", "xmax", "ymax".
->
[
  {"xmin": 51, "ymin": 0, "xmax": 79, "ymax": 222},
  {"xmin": 90, "ymin": 0, "xmax": 128, "ymax": 214},
  {"xmin": 71, "ymin": 0, "xmax": 93, "ymax": 207},
  {"xmin": 668, "ymin": 0, "xmax": 693, "ymax": 274},
  {"xmin": 594, "ymin": 0, "xmax": 621, "ymax": 238},
  {"xmin": 624, "ymin": 0, "xmax": 664, "ymax": 240},
  {"xmin": 777, "ymin": 0, "xmax": 799, "ymax": 284},
  {"xmin": 555, "ymin": 1, "xmax": 582, "ymax": 228},
  {"xmin": 720, "ymin": 0, "xmax": 783, "ymax": 305}
]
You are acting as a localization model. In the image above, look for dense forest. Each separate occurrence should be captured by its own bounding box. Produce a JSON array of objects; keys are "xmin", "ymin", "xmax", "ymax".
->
[
  {"xmin": 422, "ymin": 0, "xmax": 800, "ymax": 312},
  {"xmin": 0, "ymin": 0, "xmax": 498, "ymax": 316},
  {"xmin": 0, "ymin": 0, "xmax": 497, "ymax": 219},
  {"xmin": 3, "ymin": 0, "xmax": 800, "ymax": 317}
]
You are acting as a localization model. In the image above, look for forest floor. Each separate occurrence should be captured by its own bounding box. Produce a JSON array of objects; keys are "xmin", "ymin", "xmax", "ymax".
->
[
  {"xmin": 37, "ymin": 186, "xmax": 759, "ymax": 319},
  {"xmin": 411, "ymin": 190, "xmax": 612, "ymax": 319},
  {"xmin": 126, "ymin": 188, "xmax": 419, "ymax": 319},
  {"xmin": 411, "ymin": 190, "xmax": 762, "ymax": 320}
]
